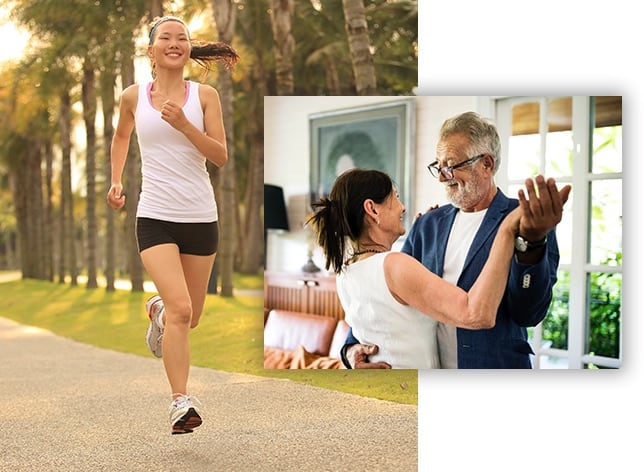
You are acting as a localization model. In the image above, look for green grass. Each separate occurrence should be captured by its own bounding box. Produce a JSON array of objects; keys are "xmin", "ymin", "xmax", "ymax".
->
[
  {"xmin": 0, "ymin": 274, "xmax": 417, "ymax": 405},
  {"xmin": 231, "ymin": 270, "xmax": 264, "ymax": 290}
]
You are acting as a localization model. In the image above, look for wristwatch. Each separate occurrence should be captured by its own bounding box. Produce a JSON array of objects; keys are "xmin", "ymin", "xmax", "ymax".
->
[{"xmin": 514, "ymin": 235, "xmax": 548, "ymax": 253}]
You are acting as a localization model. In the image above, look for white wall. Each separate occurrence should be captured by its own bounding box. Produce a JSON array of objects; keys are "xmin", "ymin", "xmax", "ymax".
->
[{"xmin": 264, "ymin": 95, "xmax": 492, "ymax": 272}]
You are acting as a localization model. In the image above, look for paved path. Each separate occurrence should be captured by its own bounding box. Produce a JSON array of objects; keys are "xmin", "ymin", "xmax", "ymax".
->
[{"xmin": 0, "ymin": 317, "xmax": 417, "ymax": 471}]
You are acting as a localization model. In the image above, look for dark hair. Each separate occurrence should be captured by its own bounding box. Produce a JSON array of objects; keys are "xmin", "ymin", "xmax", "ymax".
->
[
  {"xmin": 307, "ymin": 168, "xmax": 393, "ymax": 274},
  {"xmin": 189, "ymin": 41, "xmax": 239, "ymax": 73},
  {"xmin": 148, "ymin": 16, "xmax": 239, "ymax": 77}
]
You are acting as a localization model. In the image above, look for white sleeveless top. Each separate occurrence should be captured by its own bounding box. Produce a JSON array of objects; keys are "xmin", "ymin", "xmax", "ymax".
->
[
  {"xmin": 336, "ymin": 252, "xmax": 440, "ymax": 369},
  {"xmin": 135, "ymin": 81, "xmax": 218, "ymax": 222}
]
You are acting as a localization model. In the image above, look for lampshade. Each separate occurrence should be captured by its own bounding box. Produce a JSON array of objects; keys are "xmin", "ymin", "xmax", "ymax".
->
[{"xmin": 264, "ymin": 184, "xmax": 289, "ymax": 231}]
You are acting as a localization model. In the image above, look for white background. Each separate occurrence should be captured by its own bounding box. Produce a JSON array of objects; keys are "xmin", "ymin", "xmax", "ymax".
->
[{"xmin": 419, "ymin": 1, "xmax": 640, "ymax": 470}]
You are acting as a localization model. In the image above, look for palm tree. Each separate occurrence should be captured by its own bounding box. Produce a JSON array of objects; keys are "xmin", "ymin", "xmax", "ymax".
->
[
  {"xmin": 100, "ymin": 68, "xmax": 117, "ymax": 291},
  {"xmin": 4, "ymin": 0, "xmax": 414, "ymax": 286},
  {"xmin": 234, "ymin": 2, "xmax": 271, "ymax": 275},
  {"xmin": 121, "ymin": 42, "xmax": 145, "ymax": 292},
  {"xmin": 211, "ymin": 0, "xmax": 238, "ymax": 296},
  {"xmin": 96, "ymin": 0, "xmax": 148, "ymax": 291},
  {"xmin": 95, "ymin": 0, "xmax": 150, "ymax": 292},
  {"xmin": 341, "ymin": 0, "xmax": 376, "ymax": 95},
  {"xmin": 43, "ymin": 141, "xmax": 54, "ymax": 281},
  {"xmin": 9, "ymin": 0, "xmax": 83, "ymax": 284},
  {"xmin": 82, "ymin": 60, "xmax": 98, "ymax": 289},
  {"xmin": 0, "ymin": 66, "xmax": 53, "ymax": 280},
  {"xmin": 58, "ymin": 87, "xmax": 79, "ymax": 286},
  {"xmin": 289, "ymin": 0, "xmax": 416, "ymax": 95},
  {"xmin": 363, "ymin": 0, "xmax": 418, "ymax": 94},
  {"xmin": 270, "ymin": 0, "xmax": 295, "ymax": 95},
  {"xmin": 291, "ymin": 0, "xmax": 360, "ymax": 95}
]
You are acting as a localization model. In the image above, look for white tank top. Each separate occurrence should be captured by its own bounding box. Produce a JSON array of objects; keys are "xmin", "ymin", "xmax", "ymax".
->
[
  {"xmin": 337, "ymin": 252, "xmax": 441, "ymax": 369},
  {"xmin": 135, "ymin": 81, "xmax": 218, "ymax": 222}
]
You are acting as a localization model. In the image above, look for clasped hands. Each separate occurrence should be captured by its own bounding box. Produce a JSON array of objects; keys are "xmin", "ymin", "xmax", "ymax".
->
[{"xmin": 346, "ymin": 175, "xmax": 572, "ymax": 369}]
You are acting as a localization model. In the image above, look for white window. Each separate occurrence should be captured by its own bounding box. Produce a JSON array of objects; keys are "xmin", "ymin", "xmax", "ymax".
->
[{"xmin": 495, "ymin": 97, "xmax": 622, "ymax": 369}]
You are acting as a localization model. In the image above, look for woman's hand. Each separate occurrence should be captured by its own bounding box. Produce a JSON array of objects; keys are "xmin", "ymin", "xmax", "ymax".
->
[
  {"xmin": 107, "ymin": 184, "xmax": 126, "ymax": 210},
  {"xmin": 501, "ymin": 205, "xmax": 522, "ymax": 235},
  {"xmin": 160, "ymin": 100, "xmax": 190, "ymax": 132},
  {"xmin": 345, "ymin": 343, "xmax": 392, "ymax": 369},
  {"xmin": 414, "ymin": 204, "xmax": 439, "ymax": 221}
]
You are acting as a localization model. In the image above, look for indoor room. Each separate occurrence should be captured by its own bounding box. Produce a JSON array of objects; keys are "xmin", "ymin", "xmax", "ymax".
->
[{"xmin": 264, "ymin": 95, "xmax": 622, "ymax": 370}]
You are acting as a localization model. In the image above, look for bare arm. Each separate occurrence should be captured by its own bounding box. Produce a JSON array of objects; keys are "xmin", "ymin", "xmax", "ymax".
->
[
  {"xmin": 385, "ymin": 207, "xmax": 520, "ymax": 329},
  {"xmin": 107, "ymin": 85, "xmax": 137, "ymax": 210},
  {"xmin": 160, "ymin": 84, "xmax": 228, "ymax": 167},
  {"xmin": 386, "ymin": 178, "xmax": 571, "ymax": 329}
]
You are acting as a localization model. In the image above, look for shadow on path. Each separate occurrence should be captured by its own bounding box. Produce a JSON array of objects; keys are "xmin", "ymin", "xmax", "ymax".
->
[{"xmin": 0, "ymin": 317, "xmax": 417, "ymax": 471}]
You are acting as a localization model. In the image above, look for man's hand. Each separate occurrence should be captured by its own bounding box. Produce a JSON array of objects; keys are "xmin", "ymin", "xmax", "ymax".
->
[
  {"xmin": 518, "ymin": 175, "xmax": 572, "ymax": 241},
  {"xmin": 345, "ymin": 343, "xmax": 391, "ymax": 369},
  {"xmin": 514, "ymin": 175, "xmax": 571, "ymax": 264}
]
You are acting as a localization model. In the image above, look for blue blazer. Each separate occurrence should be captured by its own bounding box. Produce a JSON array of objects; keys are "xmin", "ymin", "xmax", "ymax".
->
[{"xmin": 343, "ymin": 189, "xmax": 559, "ymax": 369}]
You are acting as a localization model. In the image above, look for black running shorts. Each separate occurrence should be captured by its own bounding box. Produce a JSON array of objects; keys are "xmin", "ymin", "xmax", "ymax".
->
[{"xmin": 136, "ymin": 217, "xmax": 219, "ymax": 256}]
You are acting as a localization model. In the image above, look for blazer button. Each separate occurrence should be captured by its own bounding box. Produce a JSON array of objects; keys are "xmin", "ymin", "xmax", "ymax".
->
[{"xmin": 522, "ymin": 274, "xmax": 531, "ymax": 288}]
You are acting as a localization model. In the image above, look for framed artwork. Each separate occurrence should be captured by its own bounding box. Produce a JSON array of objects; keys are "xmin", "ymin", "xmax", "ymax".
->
[{"xmin": 309, "ymin": 99, "xmax": 415, "ymax": 226}]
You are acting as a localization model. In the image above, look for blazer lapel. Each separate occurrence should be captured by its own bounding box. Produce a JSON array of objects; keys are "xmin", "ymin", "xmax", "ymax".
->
[
  {"xmin": 434, "ymin": 206, "xmax": 458, "ymax": 277},
  {"xmin": 460, "ymin": 189, "xmax": 513, "ymax": 278}
]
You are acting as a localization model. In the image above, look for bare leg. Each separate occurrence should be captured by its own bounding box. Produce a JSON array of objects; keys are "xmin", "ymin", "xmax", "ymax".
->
[
  {"xmin": 180, "ymin": 252, "xmax": 217, "ymax": 329},
  {"xmin": 140, "ymin": 245, "xmax": 216, "ymax": 397}
]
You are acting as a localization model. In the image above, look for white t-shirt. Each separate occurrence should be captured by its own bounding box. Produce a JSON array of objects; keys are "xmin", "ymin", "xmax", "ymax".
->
[
  {"xmin": 337, "ymin": 253, "xmax": 441, "ymax": 369},
  {"xmin": 438, "ymin": 208, "xmax": 488, "ymax": 368},
  {"xmin": 135, "ymin": 81, "xmax": 218, "ymax": 223}
]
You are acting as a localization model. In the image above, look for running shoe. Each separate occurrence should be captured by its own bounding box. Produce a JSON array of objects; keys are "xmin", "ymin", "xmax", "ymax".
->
[
  {"xmin": 169, "ymin": 395, "xmax": 203, "ymax": 434},
  {"xmin": 145, "ymin": 295, "xmax": 164, "ymax": 358}
]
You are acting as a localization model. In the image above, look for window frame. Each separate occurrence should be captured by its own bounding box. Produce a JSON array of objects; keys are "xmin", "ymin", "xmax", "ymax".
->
[{"xmin": 493, "ymin": 96, "xmax": 622, "ymax": 369}]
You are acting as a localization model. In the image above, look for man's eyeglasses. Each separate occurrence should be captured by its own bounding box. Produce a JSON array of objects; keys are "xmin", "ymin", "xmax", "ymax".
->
[{"xmin": 427, "ymin": 153, "xmax": 487, "ymax": 180}]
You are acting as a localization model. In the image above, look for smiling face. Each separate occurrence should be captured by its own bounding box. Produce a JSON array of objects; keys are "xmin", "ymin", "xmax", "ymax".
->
[
  {"xmin": 373, "ymin": 187, "xmax": 407, "ymax": 240},
  {"xmin": 435, "ymin": 132, "xmax": 496, "ymax": 212},
  {"xmin": 148, "ymin": 20, "xmax": 191, "ymax": 73}
]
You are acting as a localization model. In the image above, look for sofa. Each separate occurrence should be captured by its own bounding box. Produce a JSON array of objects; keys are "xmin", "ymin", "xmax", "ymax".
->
[{"xmin": 264, "ymin": 309, "xmax": 349, "ymax": 369}]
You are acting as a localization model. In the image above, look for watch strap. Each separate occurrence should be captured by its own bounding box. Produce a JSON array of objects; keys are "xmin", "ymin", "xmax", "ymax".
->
[{"xmin": 521, "ymin": 235, "xmax": 548, "ymax": 252}]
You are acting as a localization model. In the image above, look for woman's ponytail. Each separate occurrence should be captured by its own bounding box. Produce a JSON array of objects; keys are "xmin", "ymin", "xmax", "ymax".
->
[
  {"xmin": 307, "ymin": 197, "xmax": 348, "ymax": 274},
  {"xmin": 190, "ymin": 41, "xmax": 240, "ymax": 71},
  {"xmin": 308, "ymin": 168, "xmax": 394, "ymax": 274}
]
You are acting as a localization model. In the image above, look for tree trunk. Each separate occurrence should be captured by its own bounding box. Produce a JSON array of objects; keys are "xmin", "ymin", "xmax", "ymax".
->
[
  {"xmin": 212, "ymin": 0, "xmax": 238, "ymax": 297},
  {"xmin": 101, "ymin": 68, "xmax": 117, "ymax": 291},
  {"xmin": 82, "ymin": 61, "xmax": 98, "ymax": 289},
  {"xmin": 270, "ymin": 0, "xmax": 295, "ymax": 95},
  {"xmin": 58, "ymin": 90, "xmax": 78, "ymax": 285},
  {"xmin": 148, "ymin": 0, "xmax": 163, "ymax": 20},
  {"xmin": 240, "ymin": 121, "xmax": 264, "ymax": 274},
  {"xmin": 30, "ymin": 142, "xmax": 46, "ymax": 280},
  {"xmin": 11, "ymin": 141, "xmax": 46, "ymax": 280},
  {"xmin": 44, "ymin": 140, "xmax": 55, "ymax": 281},
  {"xmin": 121, "ymin": 43, "xmax": 144, "ymax": 292},
  {"xmin": 238, "ymin": 57, "xmax": 265, "ymax": 274},
  {"xmin": 325, "ymin": 57, "xmax": 341, "ymax": 96},
  {"xmin": 342, "ymin": 0, "xmax": 377, "ymax": 95}
]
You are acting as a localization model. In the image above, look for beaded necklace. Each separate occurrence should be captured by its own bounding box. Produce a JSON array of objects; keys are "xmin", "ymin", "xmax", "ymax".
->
[{"xmin": 352, "ymin": 249, "xmax": 385, "ymax": 257}]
